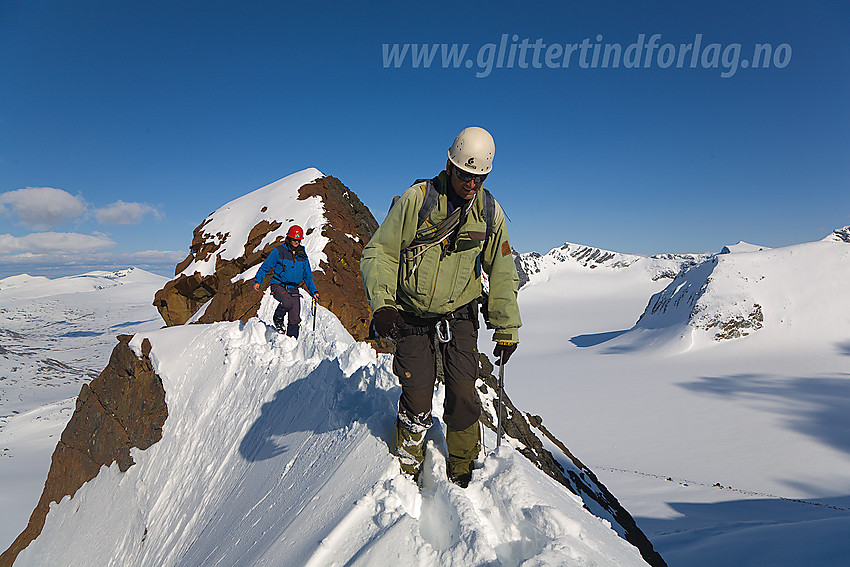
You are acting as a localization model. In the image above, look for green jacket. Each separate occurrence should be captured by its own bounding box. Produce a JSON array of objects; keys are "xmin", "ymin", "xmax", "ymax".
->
[{"xmin": 361, "ymin": 171, "xmax": 521, "ymax": 343}]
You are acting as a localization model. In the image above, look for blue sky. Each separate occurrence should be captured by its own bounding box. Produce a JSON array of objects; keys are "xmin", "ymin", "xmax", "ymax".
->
[{"xmin": 1, "ymin": 0, "xmax": 848, "ymax": 278}]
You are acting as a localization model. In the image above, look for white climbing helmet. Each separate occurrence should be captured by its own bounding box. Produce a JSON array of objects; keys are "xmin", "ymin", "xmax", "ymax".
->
[{"xmin": 448, "ymin": 126, "xmax": 495, "ymax": 175}]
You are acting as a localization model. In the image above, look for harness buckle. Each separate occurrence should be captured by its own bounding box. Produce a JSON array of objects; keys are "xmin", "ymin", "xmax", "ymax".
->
[{"xmin": 435, "ymin": 320, "xmax": 452, "ymax": 343}]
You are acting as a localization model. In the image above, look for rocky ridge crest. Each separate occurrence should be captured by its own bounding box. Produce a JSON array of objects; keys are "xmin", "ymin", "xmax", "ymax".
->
[
  {"xmin": 4, "ymin": 172, "xmax": 666, "ymax": 566},
  {"xmin": 153, "ymin": 174, "xmax": 377, "ymax": 341}
]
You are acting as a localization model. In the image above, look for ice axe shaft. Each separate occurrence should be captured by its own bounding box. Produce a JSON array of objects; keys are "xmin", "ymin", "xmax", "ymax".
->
[
  {"xmin": 496, "ymin": 353, "xmax": 505, "ymax": 448},
  {"xmin": 311, "ymin": 297, "xmax": 317, "ymax": 332}
]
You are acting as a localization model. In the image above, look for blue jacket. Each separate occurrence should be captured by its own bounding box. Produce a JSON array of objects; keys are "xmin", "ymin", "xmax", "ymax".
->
[{"xmin": 254, "ymin": 243, "xmax": 318, "ymax": 295}]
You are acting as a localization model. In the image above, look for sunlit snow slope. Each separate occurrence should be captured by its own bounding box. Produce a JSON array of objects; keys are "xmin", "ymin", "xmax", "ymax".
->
[{"xmin": 15, "ymin": 296, "xmax": 648, "ymax": 567}]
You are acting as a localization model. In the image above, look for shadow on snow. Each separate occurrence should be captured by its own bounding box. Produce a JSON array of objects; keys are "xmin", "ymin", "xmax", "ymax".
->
[
  {"xmin": 570, "ymin": 330, "xmax": 630, "ymax": 347},
  {"xmin": 635, "ymin": 494, "xmax": 850, "ymax": 567},
  {"xmin": 680, "ymin": 372, "xmax": 850, "ymax": 456},
  {"xmin": 238, "ymin": 358, "xmax": 398, "ymax": 462}
]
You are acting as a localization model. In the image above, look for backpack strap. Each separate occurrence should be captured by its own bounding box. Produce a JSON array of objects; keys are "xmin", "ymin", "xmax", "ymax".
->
[
  {"xmin": 419, "ymin": 177, "xmax": 440, "ymax": 228},
  {"xmin": 482, "ymin": 188, "xmax": 495, "ymax": 247},
  {"xmin": 407, "ymin": 177, "xmax": 440, "ymax": 228}
]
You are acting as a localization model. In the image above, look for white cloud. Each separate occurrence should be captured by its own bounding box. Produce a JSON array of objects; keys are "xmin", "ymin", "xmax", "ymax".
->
[
  {"xmin": 0, "ymin": 187, "xmax": 87, "ymax": 228},
  {"xmin": 0, "ymin": 245, "xmax": 187, "ymax": 279},
  {"xmin": 94, "ymin": 200, "xmax": 163, "ymax": 225},
  {"xmin": 0, "ymin": 232, "xmax": 115, "ymax": 254}
]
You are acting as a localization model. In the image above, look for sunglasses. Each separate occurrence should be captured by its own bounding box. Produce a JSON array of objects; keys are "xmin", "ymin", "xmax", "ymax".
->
[{"xmin": 453, "ymin": 165, "xmax": 488, "ymax": 184}]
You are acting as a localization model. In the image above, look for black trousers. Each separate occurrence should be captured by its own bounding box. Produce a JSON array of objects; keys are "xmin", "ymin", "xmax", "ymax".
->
[
  {"xmin": 393, "ymin": 309, "xmax": 481, "ymax": 432},
  {"xmin": 271, "ymin": 284, "xmax": 301, "ymax": 325}
]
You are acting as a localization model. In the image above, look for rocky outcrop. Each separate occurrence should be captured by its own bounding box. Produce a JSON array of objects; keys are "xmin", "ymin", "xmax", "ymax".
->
[
  {"xmin": 1, "ymin": 335, "xmax": 167, "ymax": 566},
  {"xmin": 475, "ymin": 354, "xmax": 667, "ymax": 567},
  {"xmin": 153, "ymin": 175, "xmax": 378, "ymax": 341},
  {"xmin": 704, "ymin": 303, "xmax": 764, "ymax": 340},
  {"xmin": 636, "ymin": 256, "xmax": 768, "ymax": 343},
  {"xmin": 299, "ymin": 176, "xmax": 378, "ymax": 342}
]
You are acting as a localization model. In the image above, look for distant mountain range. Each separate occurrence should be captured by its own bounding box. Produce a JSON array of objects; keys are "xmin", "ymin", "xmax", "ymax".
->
[
  {"xmin": 514, "ymin": 242, "xmax": 708, "ymax": 289},
  {"xmin": 514, "ymin": 225, "xmax": 850, "ymax": 354}
]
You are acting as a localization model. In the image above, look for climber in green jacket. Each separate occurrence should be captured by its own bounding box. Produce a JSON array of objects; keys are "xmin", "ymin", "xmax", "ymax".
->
[{"xmin": 361, "ymin": 126, "xmax": 521, "ymax": 487}]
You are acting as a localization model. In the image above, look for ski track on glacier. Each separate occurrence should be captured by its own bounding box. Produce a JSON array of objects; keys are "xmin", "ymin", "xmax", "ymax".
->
[{"xmin": 597, "ymin": 466, "xmax": 850, "ymax": 512}]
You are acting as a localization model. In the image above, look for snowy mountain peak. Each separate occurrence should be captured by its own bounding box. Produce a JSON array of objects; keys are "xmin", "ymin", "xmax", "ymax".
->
[
  {"xmin": 617, "ymin": 237, "xmax": 850, "ymax": 351},
  {"xmin": 175, "ymin": 168, "xmax": 326, "ymax": 279},
  {"xmin": 719, "ymin": 241, "xmax": 771, "ymax": 254},
  {"xmin": 823, "ymin": 225, "xmax": 850, "ymax": 243}
]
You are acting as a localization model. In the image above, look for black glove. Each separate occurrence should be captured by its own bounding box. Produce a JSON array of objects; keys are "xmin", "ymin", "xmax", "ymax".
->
[
  {"xmin": 372, "ymin": 307, "xmax": 405, "ymax": 339},
  {"xmin": 493, "ymin": 341, "xmax": 518, "ymax": 364}
]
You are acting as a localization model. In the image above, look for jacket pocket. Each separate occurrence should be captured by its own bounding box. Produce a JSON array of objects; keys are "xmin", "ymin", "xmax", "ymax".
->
[
  {"xmin": 447, "ymin": 222, "xmax": 486, "ymax": 301},
  {"xmin": 401, "ymin": 245, "xmax": 440, "ymax": 300}
]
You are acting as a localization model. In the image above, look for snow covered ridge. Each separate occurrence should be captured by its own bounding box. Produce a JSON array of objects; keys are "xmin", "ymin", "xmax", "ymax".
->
[
  {"xmin": 14, "ymin": 300, "xmax": 650, "ymax": 567},
  {"xmin": 620, "ymin": 236, "xmax": 850, "ymax": 351},
  {"xmin": 515, "ymin": 242, "xmax": 708, "ymax": 288},
  {"xmin": 719, "ymin": 241, "xmax": 771, "ymax": 254}
]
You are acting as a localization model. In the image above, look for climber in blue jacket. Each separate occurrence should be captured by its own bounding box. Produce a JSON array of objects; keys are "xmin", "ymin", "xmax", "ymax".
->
[{"xmin": 253, "ymin": 225, "xmax": 319, "ymax": 338}]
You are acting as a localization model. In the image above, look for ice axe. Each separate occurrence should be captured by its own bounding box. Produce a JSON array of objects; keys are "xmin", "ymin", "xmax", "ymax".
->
[
  {"xmin": 311, "ymin": 296, "xmax": 317, "ymax": 332},
  {"xmin": 496, "ymin": 352, "xmax": 505, "ymax": 448}
]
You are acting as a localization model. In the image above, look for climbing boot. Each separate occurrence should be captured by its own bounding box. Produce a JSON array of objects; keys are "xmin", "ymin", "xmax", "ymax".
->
[
  {"xmin": 446, "ymin": 420, "xmax": 481, "ymax": 488},
  {"xmin": 395, "ymin": 411, "xmax": 431, "ymax": 480}
]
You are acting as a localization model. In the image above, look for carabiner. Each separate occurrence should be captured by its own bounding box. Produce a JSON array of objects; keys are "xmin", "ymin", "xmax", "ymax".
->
[{"xmin": 435, "ymin": 319, "xmax": 452, "ymax": 343}]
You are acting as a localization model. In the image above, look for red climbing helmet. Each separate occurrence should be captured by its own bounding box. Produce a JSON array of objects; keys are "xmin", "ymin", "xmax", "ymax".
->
[{"xmin": 286, "ymin": 225, "xmax": 304, "ymax": 240}]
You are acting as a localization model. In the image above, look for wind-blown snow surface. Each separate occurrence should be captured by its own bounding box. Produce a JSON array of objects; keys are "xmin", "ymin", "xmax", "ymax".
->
[
  {"xmin": 16, "ymin": 295, "xmax": 647, "ymax": 567},
  {"xmin": 0, "ymin": 267, "xmax": 168, "ymax": 550},
  {"xmin": 510, "ymin": 235, "xmax": 850, "ymax": 566}
]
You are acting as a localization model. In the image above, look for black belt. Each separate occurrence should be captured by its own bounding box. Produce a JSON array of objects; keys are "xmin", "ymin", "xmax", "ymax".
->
[
  {"xmin": 366, "ymin": 302, "xmax": 479, "ymax": 342},
  {"xmin": 399, "ymin": 302, "xmax": 478, "ymax": 339}
]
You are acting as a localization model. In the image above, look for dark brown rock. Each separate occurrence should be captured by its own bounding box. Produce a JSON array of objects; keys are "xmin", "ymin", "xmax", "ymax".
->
[
  {"xmin": 0, "ymin": 336, "xmax": 167, "ymax": 566},
  {"xmin": 298, "ymin": 176, "xmax": 377, "ymax": 342}
]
